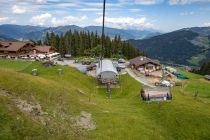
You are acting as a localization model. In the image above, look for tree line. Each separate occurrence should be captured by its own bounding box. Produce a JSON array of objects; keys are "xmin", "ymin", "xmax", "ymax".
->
[
  {"xmin": 193, "ymin": 61, "xmax": 210, "ymax": 75},
  {"xmin": 35, "ymin": 30, "xmax": 146, "ymax": 59}
]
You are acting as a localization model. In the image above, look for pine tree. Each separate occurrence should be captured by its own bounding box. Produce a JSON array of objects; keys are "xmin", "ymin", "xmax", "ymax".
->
[{"xmin": 43, "ymin": 30, "xmax": 144, "ymax": 59}]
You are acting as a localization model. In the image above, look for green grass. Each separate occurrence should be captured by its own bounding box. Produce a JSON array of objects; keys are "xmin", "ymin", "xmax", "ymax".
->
[
  {"xmin": 188, "ymin": 53, "xmax": 206, "ymax": 65},
  {"xmin": 0, "ymin": 59, "xmax": 210, "ymax": 140},
  {"xmin": 188, "ymin": 36, "xmax": 210, "ymax": 65},
  {"xmin": 195, "ymin": 36, "xmax": 210, "ymax": 48}
]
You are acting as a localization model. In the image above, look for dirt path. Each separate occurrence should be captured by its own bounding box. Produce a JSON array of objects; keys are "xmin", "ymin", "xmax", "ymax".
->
[{"xmin": 0, "ymin": 88, "xmax": 49, "ymax": 125}]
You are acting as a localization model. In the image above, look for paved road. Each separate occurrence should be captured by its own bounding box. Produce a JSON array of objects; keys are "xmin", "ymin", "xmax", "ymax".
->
[{"xmin": 126, "ymin": 68, "xmax": 156, "ymax": 88}]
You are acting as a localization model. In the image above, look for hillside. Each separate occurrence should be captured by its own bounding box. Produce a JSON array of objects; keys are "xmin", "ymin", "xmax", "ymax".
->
[
  {"xmin": 129, "ymin": 29, "xmax": 210, "ymax": 66},
  {"xmin": 0, "ymin": 24, "xmax": 160, "ymax": 41},
  {"xmin": 0, "ymin": 24, "xmax": 46, "ymax": 40},
  {"xmin": 0, "ymin": 60, "xmax": 210, "ymax": 139},
  {"xmin": 185, "ymin": 26, "xmax": 210, "ymax": 36}
]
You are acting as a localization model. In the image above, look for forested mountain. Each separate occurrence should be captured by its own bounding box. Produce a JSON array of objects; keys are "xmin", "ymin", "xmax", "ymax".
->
[
  {"xmin": 184, "ymin": 26, "xmax": 210, "ymax": 36},
  {"xmin": 0, "ymin": 34, "xmax": 17, "ymax": 41},
  {"xmin": 0, "ymin": 24, "xmax": 159, "ymax": 41},
  {"xmin": 0, "ymin": 24, "xmax": 46, "ymax": 40},
  {"xmin": 40, "ymin": 31, "xmax": 144, "ymax": 59},
  {"xmin": 129, "ymin": 29, "xmax": 210, "ymax": 66}
]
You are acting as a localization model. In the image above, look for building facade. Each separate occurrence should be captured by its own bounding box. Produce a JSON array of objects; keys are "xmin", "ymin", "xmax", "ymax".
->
[{"xmin": 129, "ymin": 56, "xmax": 161, "ymax": 73}]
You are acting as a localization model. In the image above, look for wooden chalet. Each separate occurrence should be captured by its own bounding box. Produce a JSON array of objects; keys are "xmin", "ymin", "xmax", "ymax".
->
[
  {"xmin": 0, "ymin": 41, "xmax": 34, "ymax": 56},
  {"xmin": 34, "ymin": 45, "xmax": 55, "ymax": 54},
  {"xmin": 129, "ymin": 56, "xmax": 161, "ymax": 73}
]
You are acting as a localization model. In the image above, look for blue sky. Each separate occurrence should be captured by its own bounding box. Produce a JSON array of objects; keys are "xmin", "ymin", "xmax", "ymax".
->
[{"xmin": 0, "ymin": 0, "xmax": 210, "ymax": 32}]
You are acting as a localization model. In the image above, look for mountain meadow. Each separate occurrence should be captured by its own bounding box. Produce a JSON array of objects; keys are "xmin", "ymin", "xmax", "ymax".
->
[{"xmin": 0, "ymin": 59, "xmax": 210, "ymax": 140}]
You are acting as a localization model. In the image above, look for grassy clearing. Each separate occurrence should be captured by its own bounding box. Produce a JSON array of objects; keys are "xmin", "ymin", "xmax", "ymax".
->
[
  {"xmin": 0, "ymin": 59, "xmax": 210, "ymax": 139},
  {"xmin": 195, "ymin": 36, "xmax": 210, "ymax": 48},
  {"xmin": 188, "ymin": 53, "xmax": 206, "ymax": 65}
]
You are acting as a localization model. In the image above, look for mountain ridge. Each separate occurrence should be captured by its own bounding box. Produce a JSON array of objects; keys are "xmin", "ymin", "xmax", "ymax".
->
[
  {"xmin": 0, "ymin": 24, "xmax": 160, "ymax": 41},
  {"xmin": 129, "ymin": 27, "xmax": 210, "ymax": 66}
]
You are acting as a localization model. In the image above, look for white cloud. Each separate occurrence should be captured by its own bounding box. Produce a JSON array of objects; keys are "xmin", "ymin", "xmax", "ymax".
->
[
  {"xmin": 36, "ymin": 0, "xmax": 47, "ymax": 4},
  {"xmin": 52, "ymin": 15, "xmax": 87, "ymax": 26},
  {"xmin": 0, "ymin": 0, "xmax": 48, "ymax": 4},
  {"xmin": 129, "ymin": 8, "xmax": 141, "ymax": 12},
  {"xmin": 118, "ymin": 0, "xmax": 163, "ymax": 5},
  {"xmin": 30, "ymin": 13, "xmax": 87, "ymax": 26},
  {"xmin": 30, "ymin": 13, "xmax": 52, "ymax": 26},
  {"xmin": 95, "ymin": 16, "xmax": 154, "ymax": 30},
  {"xmin": 204, "ymin": 22, "xmax": 210, "ymax": 27},
  {"xmin": 11, "ymin": 5, "xmax": 27, "ymax": 14},
  {"xmin": 169, "ymin": 0, "xmax": 210, "ymax": 5},
  {"xmin": 135, "ymin": 0, "xmax": 163, "ymax": 5},
  {"xmin": 77, "ymin": 8, "xmax": 102, "ymax": 12},
  {"xmin": 11, "ymin": 20, "xmax": 17, "ymax": 23},
  {"xmin": 0, "ymin": 17, "xmax": 9, "ymax": 23},
  {"xmin": 180, "ymin": 11, "xmax": 194, "ymax": 16}
]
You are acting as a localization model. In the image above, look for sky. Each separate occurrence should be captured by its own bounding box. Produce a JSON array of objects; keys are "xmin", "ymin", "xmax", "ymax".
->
[{"xmin": 0, "ymin": 0, "xmax": 210, "ymax": 32}]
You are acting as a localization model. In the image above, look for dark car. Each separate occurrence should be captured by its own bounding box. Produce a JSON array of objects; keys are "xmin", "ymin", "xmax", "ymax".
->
[
  {"xmin": 82, "ymin": 61, "xmax": 91, "ymax": 65},
  {"xmin": 58, "ymin": 58, "xmax": 64, "ymax": 62}
]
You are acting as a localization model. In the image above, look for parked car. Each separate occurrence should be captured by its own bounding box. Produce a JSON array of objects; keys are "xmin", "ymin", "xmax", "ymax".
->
[
  {"xmin": 118, "ymin": 58, "xmax": 126, "ymax": 63},
  {"xmin": 87, "ymin": 64, "xmax": 96, "ymax": 71},
  {"xmin": 82, "ymin": 61, "xmax": 91, "ymax": 65},
  {"xmin": 205, "ymin": 75, "xmax": 210, "ymax": 81},
  {"xmin": 58, "ymin": 57, "xmax": 64, "ymax": 62},
  {"xmin": 118, "ymin": 63, "xmax": 126, "ymax": 69},
  {"xmin": 155, "ymin": 80, "xmax": 174, "ymax": 87}
]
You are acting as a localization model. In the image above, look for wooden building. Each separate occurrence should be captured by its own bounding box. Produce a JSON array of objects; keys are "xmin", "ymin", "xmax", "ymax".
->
[
  {"xmin": 141, "ymin": 88, "xmax": 172, "ymax": 101},
  {"xmin": 0, "ymin": 41, "xmax": 35, "ymax": 55},
  {"xmin": 33, "ymin": 45, "xmax": 55, "ymax": 54},
  {"xmin": 129, "ymin": 56, "xmax": 161, "ymax": 73}
]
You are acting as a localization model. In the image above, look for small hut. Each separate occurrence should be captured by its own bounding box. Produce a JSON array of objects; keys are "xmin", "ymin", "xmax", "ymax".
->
[
  {"xmin": 141, "ymin": 87, "xmax": 172, "ymax": 101},
  {"xmin": 96, "ymin": 59, "xmax": 119, "ymax": 84}
]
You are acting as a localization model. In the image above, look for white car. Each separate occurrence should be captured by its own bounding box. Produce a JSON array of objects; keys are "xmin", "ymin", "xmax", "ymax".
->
[
  {"xmin": 118, "ymin": 63, "xmax": 126, "ymax": 69},
  {"xmin": 155, "ymin": 80, "xmax": 174, "ymax": 87},
  {"xmin": 118, "ymin": 59, "xmax": 126, "ymax": 63}
]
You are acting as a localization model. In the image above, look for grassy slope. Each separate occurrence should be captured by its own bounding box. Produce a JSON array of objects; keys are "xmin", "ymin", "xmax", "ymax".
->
[
  {"xmin": 0, "ymin": 60, "xmax": 210, "ymax": 140},
  {"xmin": 188, "ymin": 36, "xmax": 210, "ymax": 65},
  {"xmin": 188, "ymin": 53, "xmax": 206, "ymax": 65}
]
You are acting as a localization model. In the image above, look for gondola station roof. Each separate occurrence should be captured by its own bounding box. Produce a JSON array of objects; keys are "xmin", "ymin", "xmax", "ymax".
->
[{"xmin": 96, "ymin": 59, "xmax": 118, "ymax": 76}]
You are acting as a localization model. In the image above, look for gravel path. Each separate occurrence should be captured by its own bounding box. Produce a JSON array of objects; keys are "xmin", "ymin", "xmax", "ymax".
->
[{"xmin": 126, "ymin": 68, "xmax": 156, "ymax": 88}]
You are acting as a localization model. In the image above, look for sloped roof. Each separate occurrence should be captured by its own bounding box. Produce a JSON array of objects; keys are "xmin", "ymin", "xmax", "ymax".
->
[
  {"xmin": 142, "ymin": 88, "xmax": 171, "ymax": 97},
  {"xmin": 0, "ymin": 41, "xmax": 33, "ymax": 52},
  {"xmin": 96, "ymin": 59, "xmax": 118, "ymax": 76},
  {"xmin": 129, "ymin": 56, "xmax": 160, "ymax": 67},
  {"xmin": 34, "ymin": 45, "xmax": 54, "ymax": 53}
]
